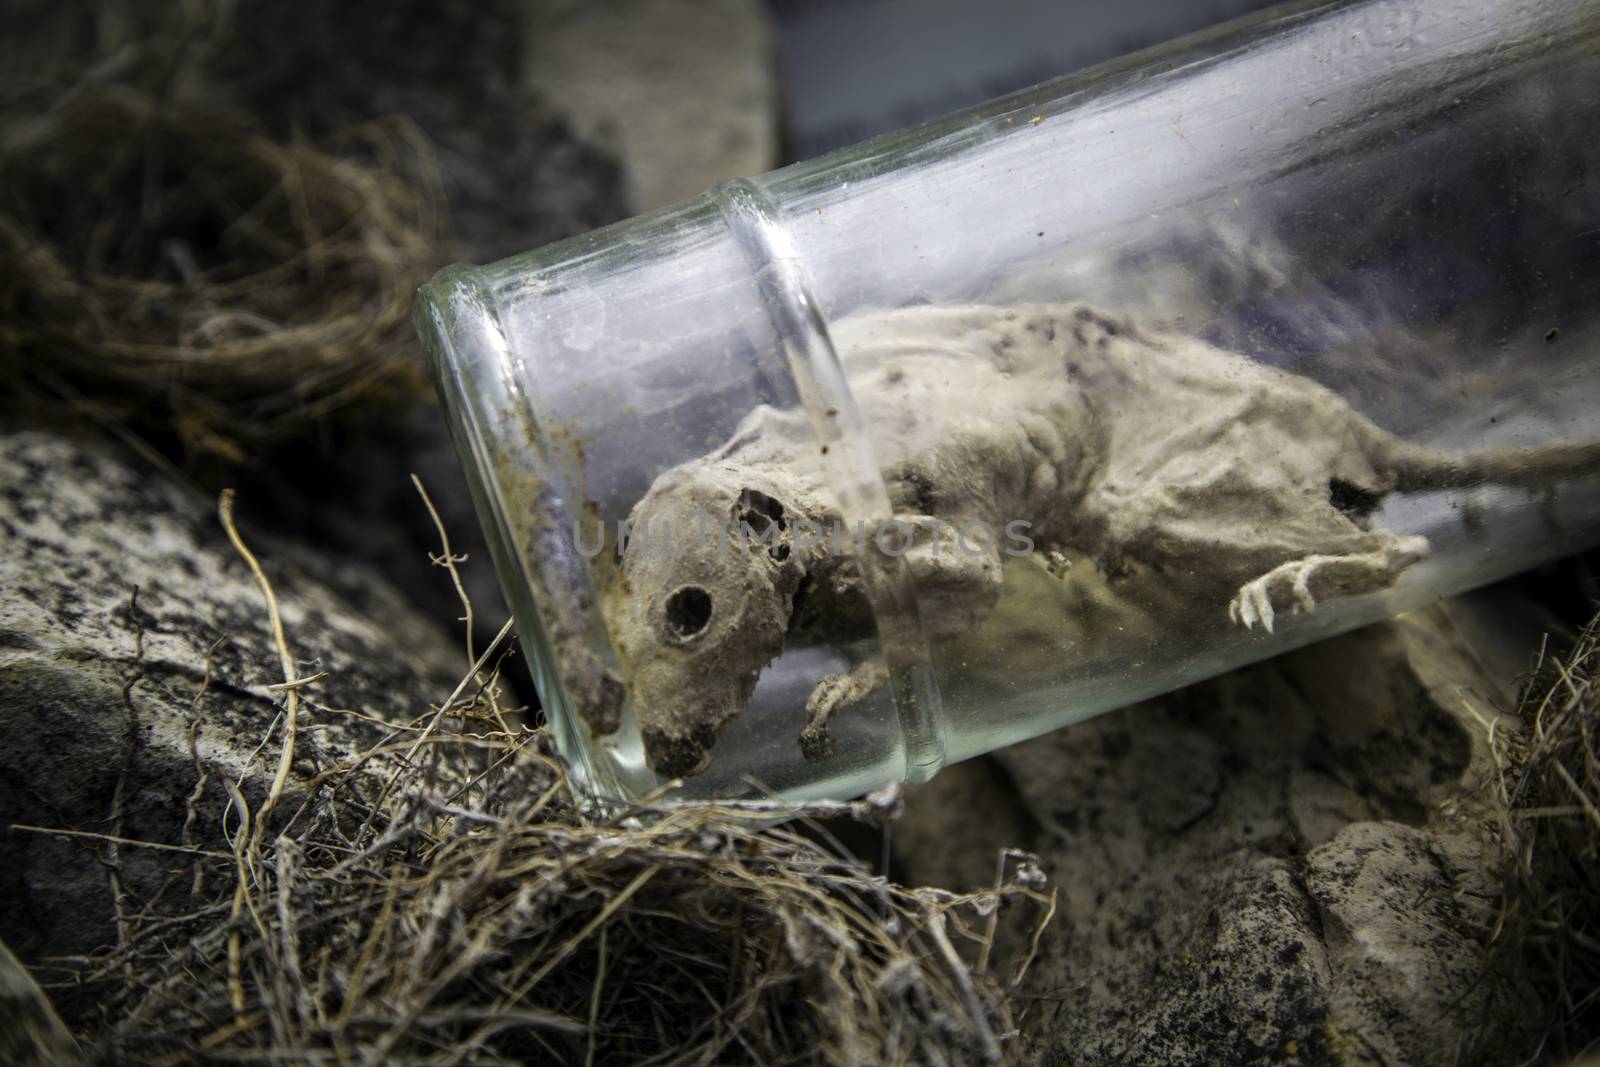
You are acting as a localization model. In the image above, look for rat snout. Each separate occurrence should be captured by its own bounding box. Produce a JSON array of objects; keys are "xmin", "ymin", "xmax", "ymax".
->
[
  {"xmin": 640, "ymin": 720, "xmax": 718, "ymax": 779},
  {"xmin": 626, "ymin": 656, "xmax": 750, "ymax": 779},
  {"xmin": 611, "ymin": 468, "xmax": 806, "ymax": 779}
]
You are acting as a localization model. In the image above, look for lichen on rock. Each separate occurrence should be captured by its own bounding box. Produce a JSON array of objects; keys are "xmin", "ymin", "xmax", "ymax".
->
[
  {"xmin": 0, "ymin": 428, "xmax": 466, "ymax": 989},
  {"xmin": 895, "ymin": 592, "xmax": 1545, "ymax": 1065}
]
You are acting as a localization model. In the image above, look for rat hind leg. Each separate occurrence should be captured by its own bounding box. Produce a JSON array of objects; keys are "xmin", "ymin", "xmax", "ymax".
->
[{"xmin": 1228, "ymin": 529, "xmax": 1430, "ymax": 632}]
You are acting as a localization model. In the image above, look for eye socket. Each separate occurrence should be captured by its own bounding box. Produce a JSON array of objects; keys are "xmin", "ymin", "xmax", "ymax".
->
[{"xmin": 663, "ymin": 586, "xmax": 713, "ymax": 640}]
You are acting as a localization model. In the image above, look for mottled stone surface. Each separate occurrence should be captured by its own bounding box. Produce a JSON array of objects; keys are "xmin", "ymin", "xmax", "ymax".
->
[
  {"xmin": 897, "ymin": 593, "xmax": 1543, "ymax": 1066},
  {"xmin": 0, "ymin": 429, "xmax": 465, "ymax": 977},
  {"xmin": 0, "ymin": 939, "xmax": 80, "ymax": 1067}
]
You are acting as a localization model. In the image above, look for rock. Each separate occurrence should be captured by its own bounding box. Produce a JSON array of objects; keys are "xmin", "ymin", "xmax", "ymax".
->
[
  {"xmin": 1304, "ymin": 822, "xmax": 1504, "ymax": 1066},
  {"xmin": 896, "ymin": 594, "xmax": 1546, "ymax": 1065},
  {"xmin": 0, "ymin": 0, "xmax": 638, "ymax": 722},
  {"xmin": 0, "ymin": 939, "xmax": 80, "ymax": 1067},
  {"xmin": 1058, "ymin": 851, "xmax": 1332, "ymax": 1065},
  {"xmin": 0, "ymin": 428, "xmax": 466, "ymax": 1000},
  {"xmin": 894, "ymin": 757, "xmax": 1035, "ymax": 890},
  {"xmin": 248, "ymin": 398, "xmax": 518, "ymax": 686},
  {"xmin": 525, "ymin": 0, "xmax": 779, "ymax": 211}
]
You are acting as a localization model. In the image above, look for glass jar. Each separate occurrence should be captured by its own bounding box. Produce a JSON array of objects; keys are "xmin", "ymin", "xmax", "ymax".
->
[{"xmin": 416, "ymin": 0, "xmax": 1600, "ymax": 808}]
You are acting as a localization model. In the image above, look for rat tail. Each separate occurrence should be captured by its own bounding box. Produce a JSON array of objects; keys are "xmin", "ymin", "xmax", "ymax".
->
[{"xmin": 1381, "ymin": 435, "xmax": 1600, "ymax": 494}]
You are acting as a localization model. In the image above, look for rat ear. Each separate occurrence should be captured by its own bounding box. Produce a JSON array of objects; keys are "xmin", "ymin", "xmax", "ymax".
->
[
  {"xmin": 736, "ymin": 486, "xmax": 802, "ymax": 567},
  {"xmin": 735, "ymin": 487, "xmax": 787, "ymax": 535}
]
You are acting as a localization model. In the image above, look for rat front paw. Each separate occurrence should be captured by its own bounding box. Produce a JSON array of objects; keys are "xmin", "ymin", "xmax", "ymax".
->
[
  {"xmin": 800, "ymin": 658, "xmax": 890, "ymax": 762},
  {"xmin": 1228, "ymin": 561, "xmax": 1319, "ymax": 633}
]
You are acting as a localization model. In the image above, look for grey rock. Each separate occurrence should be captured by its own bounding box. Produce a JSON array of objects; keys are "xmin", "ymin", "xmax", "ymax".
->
[
  {"xmin": 0, "ymin": 938, "xmax": 81, "ymax": 1067},
  {"xmin": 897, "ymin": 597, "xmax": 1542, "ymax": 1065},
  {"xmin": 1058, "ymin": 851, "xmax": 1332, "ymax": 1066},
  {"xmin": 0, "ymin": 429, "xmax": 465, "ymax": 1002},
  {"xmin": 1305, "ymin": 822, "xmax": 1503, "ymax": 1067},
  {"xmin": 0, "ymin": 0, "xmax": 636, "ymax": 732},
  {"xmin": 250, "ymin": 397, "xmax": 516, "ymax": 684},
  {"xmin": 525, "ymin": 0, "xmax": 779, "ymax": 211}
]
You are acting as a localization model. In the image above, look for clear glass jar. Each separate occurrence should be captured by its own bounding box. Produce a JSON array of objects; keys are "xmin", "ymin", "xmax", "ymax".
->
[{"xmin": 417, "ymin": 0, "xmax": 1600, "ymax": 808}]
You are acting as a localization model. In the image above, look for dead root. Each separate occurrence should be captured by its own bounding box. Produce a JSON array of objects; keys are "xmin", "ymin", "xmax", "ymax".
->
[
  {"xmin": 71, "ymin": 731, "xmax": 1048, "ymax": 1066},
  {"xmin": 57, "ymin": 492, "xmax": 1052, "ymax": 1066},
  {"xmin": 0, "ymin": 87, "xmax": 444, "ymax": 461}
]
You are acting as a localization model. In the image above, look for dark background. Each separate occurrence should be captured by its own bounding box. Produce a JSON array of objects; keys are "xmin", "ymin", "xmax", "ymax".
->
[{"xmin": 764, "ymin": 0, "xmax": 1282, "ymax": 159}]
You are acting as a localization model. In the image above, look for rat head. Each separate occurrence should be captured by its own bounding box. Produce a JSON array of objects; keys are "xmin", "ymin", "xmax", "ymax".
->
[{"xmin": 608, "ymin": 463, "xmax": 806, "ymax": 778}]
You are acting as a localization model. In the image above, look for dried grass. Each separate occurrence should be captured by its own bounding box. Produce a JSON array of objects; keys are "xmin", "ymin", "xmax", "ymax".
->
[
  {"xmin": 76, "ymin": 737, "xmax": 1050, "ymax": 1066},
  {"xmin": 0, "ymin": 87, "xmax": 443, "ymax": 461},
  {"xmin": 61, "ymin": 493, "xmax": 1052, "ymax": 1066},
  {"xmin": 1494, "ymin": 611, "xmax": 1600, "ymax": 1062}
]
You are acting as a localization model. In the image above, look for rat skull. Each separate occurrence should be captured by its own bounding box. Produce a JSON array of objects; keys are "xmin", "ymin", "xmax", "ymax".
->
[{"xmin": 608, "ymin": 462, "xmax": 805, "ymax": 777}]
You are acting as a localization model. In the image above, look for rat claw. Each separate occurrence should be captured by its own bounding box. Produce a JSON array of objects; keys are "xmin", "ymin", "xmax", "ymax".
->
[
  {"xmin": 1255, "ymin": 585, "xmax": 1276, "ymax": 633},
  {"xmin": 1230, "ymin": 583, "xmax": 1259, "ymax": 629},
  {"xmin": 1230, "ymin": 580, "xmax": 1270, "ymax": 631}
]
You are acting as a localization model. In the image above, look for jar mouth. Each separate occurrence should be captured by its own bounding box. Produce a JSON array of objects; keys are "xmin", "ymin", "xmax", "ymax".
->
[
  {"xmin": 419, "ymin": 185, "xmax": 954, "ymax": 803},
  {"xmin": 416, "ymin": 265, "xmax": 650, "ymax": 809}
]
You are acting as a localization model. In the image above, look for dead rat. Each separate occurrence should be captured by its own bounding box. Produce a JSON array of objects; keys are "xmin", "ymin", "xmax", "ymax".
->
[{"xmin": 604, "ymin": 303, "xmax": 1600, "ymax": 778}]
